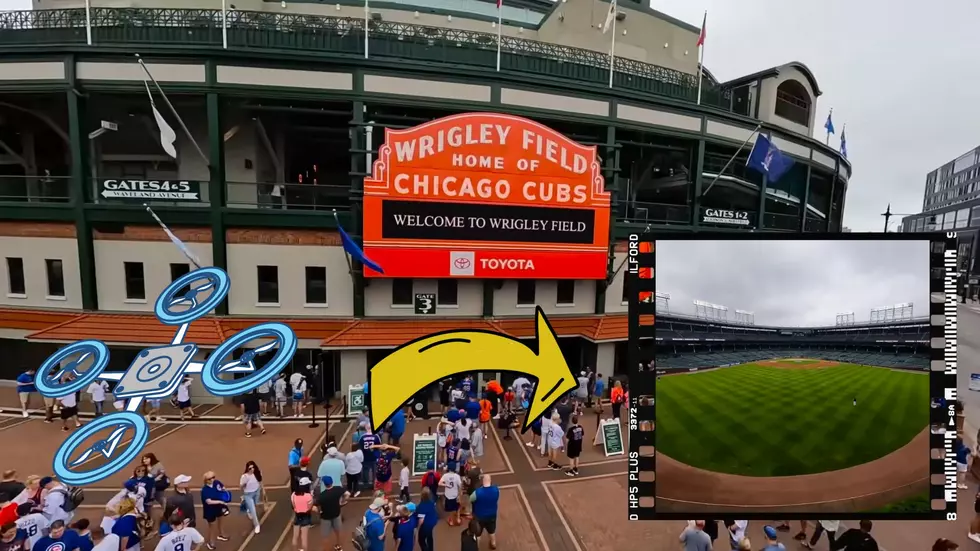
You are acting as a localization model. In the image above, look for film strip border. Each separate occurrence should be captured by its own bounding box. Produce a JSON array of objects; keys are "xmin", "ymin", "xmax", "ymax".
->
[
  {"xmin": 627, "ymin": 236, "xmax": 656, "ymax": 520},
  {"xmin": 933, "ymin": 233, "xmax": 959, "ymax": 521}
]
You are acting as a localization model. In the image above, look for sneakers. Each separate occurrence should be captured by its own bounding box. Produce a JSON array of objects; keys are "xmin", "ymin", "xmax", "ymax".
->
[
  {"xmin": 245, "ymin": 433, "xmax": 252, "ymax": 438},
  {"xmin": 353, "ymin": 491, "xmax": 361, "ymax": 498},
  {"xmin": 564, "ymin": 468, "xmax": 579, "ymax": 477},
  {"xmin": 549, "ymin": 462, "xmax": 561, "ymax": 470},
  {"xmin": 216, "ymin": 536, "xmax": 229, "ymax": 542},
  {"xmin": 21, "ymin": 411, "xmax": 28, "ymax": 418},
  {"xmin": 253, "ymin": 526, "xmax": 260, "ymax": 534}
]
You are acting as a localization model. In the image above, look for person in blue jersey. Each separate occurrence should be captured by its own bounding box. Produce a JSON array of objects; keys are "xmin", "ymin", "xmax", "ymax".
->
[
  {"xmin": 414, "ymin": 488, "xmax": 438, "ymax": 551},
  {"xmin": 393, "ymin": 503, "xmax": 417, "ymax": 551},
  {"xmin": 388, "ymin": 408, "xmax": 406, "ymax": 447},
  {"xmin": 129, "ymin": 466, "xmax": 156, "ymax": 504},
  {"xmin": 200, "ymin": 472, "xmax": 231, "ymax": 550},
  {"xmin": 458, "ymin": 376, "xmax": 474, "ymax": 400},
  {"xmin": 469, "ymin": 474, "xmax": 500, "ymax": 550},
  {"xmin": 109, "ymin": 499, "xmax": 142, "ymax": 551},
  {"xmin": 67, "ymin": 519, "xmax": 93, "ymax": 551},
  {"xmin": 361, "ymin": 499, "xmax": 386, "ymax": 551},
  {"xmin": 957, "ymin": 437, "xmax": 972, "ymax": 490},
  {"xmin": 15, "ymin": 369, "xmax": 35, "ymax": 420},
  {"xmin": 288, "ymin": 438, "xmax": 305, "ymax": 492},
  {"xmin": 444, "ymin": 433, "xmax": 460, "ymax": 474},
  {"xmin": 464, "ymin": 397, "xmax": 481, "ymax": 425},
  {"xmin": 368, "ymin": 443, "xmax": 400, "ymax": 496},
  {"xmin": 358, "ymin": 428, "xmax": 381, "ymax": 488},
  {"xmin": 32, "ymin": 520, "xmax": 81, "ymax": 551}
]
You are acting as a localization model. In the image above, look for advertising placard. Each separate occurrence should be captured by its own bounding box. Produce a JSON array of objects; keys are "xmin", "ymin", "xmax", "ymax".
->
[
  {"xmin": 700, "ymin": 208, "xmax": 753, "ymax": 227},
  {"xmin": 362, "ymin": 113, "xmax": 611, "ymax": 279},
  {"xmin": 99, "ymin": 179, "xmax": 202, "ymax": 202}
]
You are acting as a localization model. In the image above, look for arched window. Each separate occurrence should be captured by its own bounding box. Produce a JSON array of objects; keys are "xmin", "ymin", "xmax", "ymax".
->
[{"xmin": 774, "ymin": 80, "xmax": 811, "ymax": 126}]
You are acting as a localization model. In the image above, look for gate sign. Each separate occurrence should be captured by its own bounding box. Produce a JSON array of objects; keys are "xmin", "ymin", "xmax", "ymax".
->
[
  {"xmin": 99, "ymin": 179, "xmax": 202, "ymax": 202},
  {"xmin": 362, "ymin": 113, "xmax": 611, "ymax": 279},
  {"xmin": 701, "ymin": 208, "xmax": 752, "ymax": 227}
]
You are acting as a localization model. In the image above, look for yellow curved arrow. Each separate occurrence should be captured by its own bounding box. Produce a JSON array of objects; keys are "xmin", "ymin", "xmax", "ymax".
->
[{"xmin": 368, "ymin": 306, "xmax": 578, "ymax": 433}]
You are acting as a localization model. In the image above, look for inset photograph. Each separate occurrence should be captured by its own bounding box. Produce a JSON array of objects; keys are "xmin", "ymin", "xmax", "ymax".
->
[{"xmin": 654, "ymin": 239, "xmax": 932, "ymax": 514}]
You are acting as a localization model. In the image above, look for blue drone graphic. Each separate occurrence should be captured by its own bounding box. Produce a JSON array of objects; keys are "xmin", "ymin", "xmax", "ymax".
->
[{"xmin": 36, "ymin": 267, "xmax": 297, "ymax": 486}]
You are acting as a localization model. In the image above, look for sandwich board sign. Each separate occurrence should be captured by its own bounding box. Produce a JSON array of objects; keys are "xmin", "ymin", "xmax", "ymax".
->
[
  {"xmin": 412, "ymin": 433, "xmax": 438, "ymax": 476},
  {"xmin": 347, "ymin": 384, "xmax": 366, "ymax": 416},
  {"xmin": 593, "ymin": 418, "xmax": 625, "ymax": 457}
]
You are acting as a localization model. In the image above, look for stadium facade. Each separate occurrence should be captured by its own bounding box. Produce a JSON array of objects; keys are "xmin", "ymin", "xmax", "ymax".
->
[
  {"xmin": 654, "ymin": 313, "xmax": 931, "ymax": 373},
  {"xmin": 0, "ymin": 1, "xmax": 850, "ymax": 399},
  {"xmin": 900, "ymin": 145, "xmax": 980, "ymax": 296}
]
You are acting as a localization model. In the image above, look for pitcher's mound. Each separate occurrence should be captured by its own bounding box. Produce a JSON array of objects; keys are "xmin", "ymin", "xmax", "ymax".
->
[{"xmin": 757, "ymin": 358, "xmax": 840, "ymax": 370}]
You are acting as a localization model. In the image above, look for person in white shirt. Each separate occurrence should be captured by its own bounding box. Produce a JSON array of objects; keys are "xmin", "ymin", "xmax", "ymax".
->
[
  {"xmin": 398, "ymin": 463, "xmax": 410, "ymax": 503},
  {"xmin": 256, "ymin": 380, "xmax": 272, "ymax": 415},
  {"xmin": 343, "ymin": 444, "xmax": 364, "ymax": 497},
  {"xmin": 15, "ymin": 502, "xmax": 48, "ymax": 549},
  {"xmin": 273, "ymin": 375, "xmax": 288, "ymax": 418},
  {"xmin": 290, "ymin": 372, "xmax": 307, "ymax": 418},
  {"xmin": 175, "ymin": 377, "xmax": 195, "ymax": 420},
  {"xmin": 86, "ymin": 380, "xmax": 109, "ymax": 417},
  {"xmin": 454, "ymin": 417, "xmax": 472, "ymax": 445},
  {"xmin": 153, "ymin": 514, "xmax": 205, "ymax": 551},
  {"xmin": 439, "ymin": 470, "xmax": 462, "ymax": 526},
  {"xmin": 91, "ymin": 527, "xmax": 121, "ymax": 551},
  {"xmin": 545, "ymin": 413, "xmax": 565, "ymax": 470},
  {"xmin": 100, "ymin": 481, "xmax": 145, "ymax": 533},
  {"xmin": 470, "ymin": 426, "xmax": 485, "ymax": 461},
  {"xmin": 539, "ymin": 410, "xmax": 553, "ymax": 456},
  {"xmin": 40, "ymin": 477, "xmax": 73, "ymax": 524},
  {"xmin": 727, "ymin": 520, "xmax": 748, "ymax": 550},
  {"xmin": 58, "ymin": 390, "xmax": 80, "ymax": 432},
  {"xmin": 450, "ymin": 387, "xmax": 464, "ymax": 410}
]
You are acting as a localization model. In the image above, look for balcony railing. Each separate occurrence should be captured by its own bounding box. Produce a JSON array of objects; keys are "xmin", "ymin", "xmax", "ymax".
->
[
  {"xmin": 226, "ymin": 181, "xmax": 350, "ymax": 211},
  {"xmin": 0, "ymin": 7, "xmax": 732, "ymax": 109},
  {"xmin": 0, "ymin": 175, "xmax": 71, "ymax": 204},
  {"xmin": 619, "ymin": 200, "xmax": 691, "ymax": 225}
]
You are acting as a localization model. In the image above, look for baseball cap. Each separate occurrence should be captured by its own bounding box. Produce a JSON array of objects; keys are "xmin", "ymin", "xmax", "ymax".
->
[
  {"xmin": 123, "ymin": 480, "xmax": 139, "ymax": 492},
  {"xmin": 369, "ymin": 497, "xmax": 385, "ymax": 510},
  {"xmin": 404, "ymin": 502, "xmax": 416, "ymax": 513},
  {"xmin": 327, "ymin": 447, "xmax": 339, "ymax": 457},
  {"xmin": 173, "ymin": 474, "xmax": 192, "ymax": 485},
  {"xmin": 426, "ymin": 460, "xmax": 435, "ymax": 470},
  {"xmin": 299, "ymin": 456, "xmax": 311, "ymax": 467},
  {"xmin": 763, "ymin": 525, "xmax": 778, "ymax": 539},
  {"xmin": 321, "ymin": 476, "xmax": 333, "ymax": 487},
  {"xmin": 298, "ymin": 477, "xmax": 312, "ymax": 487},
  {"xmin": 39, "ymin": 477, "xmax": 53, "ymax": 487}
]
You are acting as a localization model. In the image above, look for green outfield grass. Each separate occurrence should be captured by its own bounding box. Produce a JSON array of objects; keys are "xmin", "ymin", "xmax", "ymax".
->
[{"xmin": 655, "ymin": 362, "xmax": 930, "ymax": 477}]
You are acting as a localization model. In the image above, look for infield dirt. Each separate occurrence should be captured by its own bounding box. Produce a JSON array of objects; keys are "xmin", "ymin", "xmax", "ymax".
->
[{"xmin": 756, "ymin": 358, "xmax": 841, "ymax": 370}]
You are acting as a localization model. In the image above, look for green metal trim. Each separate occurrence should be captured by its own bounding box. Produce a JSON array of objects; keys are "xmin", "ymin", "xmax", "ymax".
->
[
  {"xmin": 691, "ymin": 138, "xmax": 706, "ymax": 228},
  {"xmin": 206, "ymin": 87, "xmax": 228, "ymax": 314},
  {"xmin": 490, "ymin": 82, "xmax": 501, "ymax": 104},
  {"xmin": 268, "ymin": 0, "xmax": 543, "ymax": 30},
  {"xmin": 799, "ymin": 164, "xmax": 812, "ymax": 232},
  {"xmin": 222, "ymin": 209, "xmax": 348, "ymax": 229},
  {"xmin": 66, "ymin": 55, "xmax": 98, "ymax": 311},
  {"xmin": 482, "ymin": 281, "xmax": 494, "ymax": 317},
  {"xmin": 350, "ymin": 100, "xmax": 366, "ymax": 318},
  {"xmin": 596, "ymin": 124, "xmax": 617, "ymax": 315},
  {"xmin": 0, "ymin": 205, "xmax": 75, "ymax": 220}
]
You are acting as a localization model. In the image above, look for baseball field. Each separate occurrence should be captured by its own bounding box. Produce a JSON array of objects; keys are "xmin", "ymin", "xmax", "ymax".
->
[{"xmin": 655, "ymin": 361, "xmax": 930, "ymax": 477}]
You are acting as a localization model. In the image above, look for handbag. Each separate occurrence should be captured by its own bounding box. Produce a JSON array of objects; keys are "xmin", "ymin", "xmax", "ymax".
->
[{"xmin": 154, "ymin": 476, "xmax": 170, "ymax": 492}]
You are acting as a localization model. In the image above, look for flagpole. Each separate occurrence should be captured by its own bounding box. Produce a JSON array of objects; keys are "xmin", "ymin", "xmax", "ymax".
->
[
  {"xmin": 696, "ymin": 11, "xmax": 705, "ymax": 105},
  {"xmin": 701, "ymin": 123, "xmax": 763, "ymax": 197},
  {"xmin": 221, "ymin": 0, "xmax": 228, "ymax": 49},
  {"xmin": 333, "ymin": 209, "xmax": 355, "ymax": 277},
  {"xmin": 135, "ymin": 54, "xmax": 210, "ymax": 167},
  {"xmin": 608, "ymin": 2, "xmax": 616, "ymax": 88},
  {"xmin": 84, "ymin": 0, "xmax": 92, "ymax": 46},
  {"xmin": 144, "ymin": 204, "xmax": 203, "ymax": 269},
  {"xmin": 364, "ymin": 0, "xmax": 370, "ymax": 59},
  {"xmin": 495, "ymin": 3, "xmax": 502, "ymax": 72}
]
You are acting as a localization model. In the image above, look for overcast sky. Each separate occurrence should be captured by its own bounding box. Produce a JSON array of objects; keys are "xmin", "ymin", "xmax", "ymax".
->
[
  {"xmin": 3, "ymin": 0, "xmax": 977, "ymax": 231},
  {"xmin": 655, "ymin": 240, "xmax": 930, "ymax": 326}
]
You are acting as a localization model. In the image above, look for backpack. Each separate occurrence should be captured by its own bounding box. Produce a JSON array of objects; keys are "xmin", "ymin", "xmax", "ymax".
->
[
  {"xmin": 53, "ymin": 486, "xmax": 84, "ymax": 512},
  {"xmin": 352, "ymin": 516, "xmax": 384, "ymax": 551}
]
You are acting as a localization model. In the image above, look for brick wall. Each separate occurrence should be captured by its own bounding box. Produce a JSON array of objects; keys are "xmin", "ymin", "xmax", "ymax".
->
[{"xmin": 0, "ymin": 221, "xmax": 76, "ymax": 238}]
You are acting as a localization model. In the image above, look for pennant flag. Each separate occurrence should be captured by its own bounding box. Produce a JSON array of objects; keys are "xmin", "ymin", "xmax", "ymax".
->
[
  {"xmin": 824, "ymin": 110, "xmax": 835, "ymax": 135},
  {"xmin": 602, "ymin": 0, "xmax": 617, "ymax": 33},
  {"xmin": 746, "ymin": 134, "xmax": 794, "ymax": 183},
  {"xmin": 338, "ymin": 224, "xmax": 385, "ymax": 275},
  {"xmin": 143, "ymin": 81, "xmax": 177, "ymax": 159},
  {"xmin": 840, "ymin": 126, "xmax": 848, "ymax": 159},
  {"xmin": 697, "ymin": 12, "xmax": 706, "ymax": 47},
  {"xmin": 497, "ymin": 0, "xmax": 501, "ymax": 7},
  {"xmin": 144, "ymin": 204, "xmax": 203, "ymax": 269}
]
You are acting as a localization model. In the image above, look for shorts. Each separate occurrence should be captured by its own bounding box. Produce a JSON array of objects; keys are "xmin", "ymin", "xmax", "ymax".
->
[
  {"xmin": 178, "ymin": 400, "xmax": 192, "ymax": 410},
  {"xmin": 444, "ymin": 498, "xmax": 459, "ymax": 512},
  {"xmin": 293, "ymin": 512, "xmax": 312, "ymax": 526},
  {"xmin": 293, "ymin": 392, "xmax": 304, "ymax": 401},
  {"xmin": 43, "ymin": 397, "xmax": 55, "ymax": 407},
  {"xmin": 531, "ymin": 425, "xmax": 541, "ymax": 436},
  {"xmin": 60, "ymin": 406, "xmax": 78, "ymax": 419},
  {"xmin": 204, "ymin": 506, "xmax": 230, "ymax": 523},
  {"xmin": 319, "ymin": 515, "xmax": 342, "ymax": 536},
  {"xmin": 17, "ymin": 392, "xmax": 29, "ymax": 404},
  {"xmin": 148, "ymin": 399, "xmax": 162, "ymax": 408},
  {"xmin": 958, "ymin": 462, "xmax": 968, "ymax": 473},
  {"xmin": 243, "ymin": 413, "xmax": 261, "ymax": 425},
  {"xmin": 477, "ymin": 516, "xmax": 497, "ymax": 535},
  {"xmin": 276, "ymin": 395, "xmax": 288, "ymax": 404},
  {"xmin": 374, "ymin": 479, "xmax": 392, "ymax": 494},
  {"xmin": 567, "ymin": 442, "xmax": 582, "ymax": 459}
]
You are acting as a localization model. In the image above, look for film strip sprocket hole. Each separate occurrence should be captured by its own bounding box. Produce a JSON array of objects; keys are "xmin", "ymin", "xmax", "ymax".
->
[
  {"xmin": 626, "ymin": 235, "xmax": 656, "ymax": 520},
  {"xmin": 934, "ymin": 233, "xmax": 959, "ymax": 521}
]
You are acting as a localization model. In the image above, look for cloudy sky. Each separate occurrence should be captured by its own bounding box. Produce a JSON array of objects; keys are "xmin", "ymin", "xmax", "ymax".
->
[
  {"xmin": 655, "ymin": 239, "xmax": 930, "ymax": 326},
  {"xmin": 3, "ymin": 0, "xmax": 977, "ymax": 231},
  {"xmin": 655, "ymin": 0, "xmax": 980, "ymax": 232}
]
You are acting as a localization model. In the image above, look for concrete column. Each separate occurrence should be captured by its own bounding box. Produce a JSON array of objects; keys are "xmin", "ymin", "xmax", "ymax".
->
[{"xmin": 339, "ymin": 350, "xmax": 368, "ymax": 398}]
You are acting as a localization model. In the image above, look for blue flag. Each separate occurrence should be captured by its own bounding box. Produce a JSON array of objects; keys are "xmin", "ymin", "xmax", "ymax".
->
[
  {"xmin": 746, "ymin": 134, "xmax": 794, "ymax": 183},
  {"xmin": 338, "ymin": 224, "xmax": 385, "ymax": 274},
  {"xmin": 840, "ymin": 127, "xmax": 848, "ymax": 159},
  {"xmin": 824, "ymin": 110, "xmax": 835, "ymax": 135}
]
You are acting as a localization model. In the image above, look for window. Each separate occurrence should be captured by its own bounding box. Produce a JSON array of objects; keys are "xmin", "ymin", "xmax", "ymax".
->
[
  {"xmin": 957, "ymin": 208, "xmax": 970, "ymax": 229},
  {"xmin": 392, "ymin": 279, "xmax": 413, "ymax": 306},
  {"xmin": 124, "ymin": 262, "xmax": 145, "ymax": 300},
  {"xmin": 257, "ymin": 265, "xmax": 279, "ymax": 304},
  {"xmin": 517, "ymin": 280, "xmax": 536, "ymax": 306},
  {"xmin": 437, "ymin": 279, "xmax": 458, "ymax": 306},
  {"xmin": 45, "ymin": 259, "xmax": 65, "ymax": 298},
  {"xmin": 971, "ymin": 207, "xmax": 980, "ymax": 227},
  {"xmin": 773, "ymin": 80, "xmax": 812, "ymax": 126},
  {"xmin": 556, "ymin": 280, "xmax": 575, "ymax": 305},
  {"xmin": 170, "ymin": 263, "xmax": 191, "ymax": 296},
  {"xmin": 5, "ymin": 257, "xmax": 25, "ymax": 295},
  {"xmin": 305, "ymin": 266, "xmax": 327, "ymax": 305},
  {"xmin": 621, "ymin": 277, "xmax": 630, "ymax": 303}
]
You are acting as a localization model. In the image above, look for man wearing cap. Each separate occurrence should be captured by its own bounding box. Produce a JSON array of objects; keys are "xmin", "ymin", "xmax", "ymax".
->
[
  {"xmin": 760, "ymin": 526, "xmax": 786, "ymax": 551},
  {"xmin": 361, "ymin": 499, "xmax": 387, "ymax": 551},
  {"xmin": 316, "ymin": 446, "xmax": 346, "ymax": 495},
  {"xmin": 39, "ymin": 477, "xmax": 71, "ymax": 525},
  {"xmin": 163, "ymin": 475, "xmax": 197, "ymax": 529},
  {"xmin": 292, "ymin": 458, "xmax": 314, "ymax": 495},
  {"xmin": 575, "ymin": 370, "xmax": 590, "ymax": 406},
  {"xmin": 316, "ymin": 476, "xmax": 348, "ymax": 551},
  {"xmin": 679, "ymin": 520, "xmax": 712, "ymax": 551}
]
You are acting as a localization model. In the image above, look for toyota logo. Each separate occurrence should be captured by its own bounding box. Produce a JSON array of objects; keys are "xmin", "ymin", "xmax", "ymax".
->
[{"xmin": 454, "ymin": 257, "xmax": 472, "ymax": 269}]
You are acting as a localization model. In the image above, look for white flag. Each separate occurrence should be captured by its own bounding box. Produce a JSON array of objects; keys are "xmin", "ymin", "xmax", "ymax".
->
[
  {"xmin": 144, "ymin": 80, "xmax": 177, "ymax": 159},
  {"xmin": 145, "ymin": 205, "xmax": 203, "ymax": 269},
  {"xmin": 602, "ymin": 0, "xmax": 617, "ymax": 34}
]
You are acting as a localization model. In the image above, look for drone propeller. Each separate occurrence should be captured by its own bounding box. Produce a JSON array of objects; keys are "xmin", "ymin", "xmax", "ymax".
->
[
  {"xmin": 217, "ymin": 339, "xmax": 279, "ymax": 373},
  {"xmin": 168, "ymin": 277, "xmax": 218, "ymax": 309},
  {"xmin": 68, "ymin": 425, "xmax": 127, "ymax": 466},
  {"xmin": 50, "ymin": 352, "xmax": 92, "ymax": 382}
]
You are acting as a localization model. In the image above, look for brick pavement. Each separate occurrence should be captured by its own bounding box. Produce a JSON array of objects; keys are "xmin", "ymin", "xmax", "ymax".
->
[{"xmin": 1, "ymin": 408, "xmax": 974, "ymax": 551}]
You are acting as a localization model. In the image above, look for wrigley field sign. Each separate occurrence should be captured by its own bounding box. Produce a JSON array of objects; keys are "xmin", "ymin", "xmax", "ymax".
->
[{"xmin": 99, "ymin": 179, "xmax": 203, "ymax": 202}]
